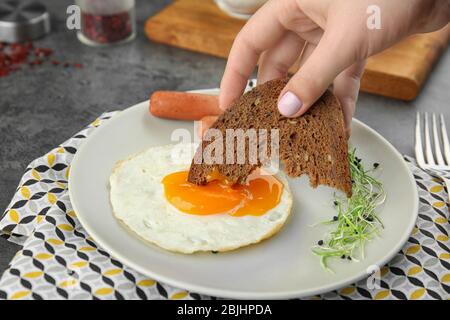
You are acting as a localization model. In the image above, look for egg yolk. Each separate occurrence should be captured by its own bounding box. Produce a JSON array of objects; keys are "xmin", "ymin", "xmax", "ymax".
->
[{"xmin": 161, "ymin": 170, "xmax": 283, "ymax": 216}]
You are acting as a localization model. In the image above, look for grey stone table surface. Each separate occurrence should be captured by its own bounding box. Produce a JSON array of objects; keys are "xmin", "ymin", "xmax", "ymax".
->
[{"xmin": 0, "ymin": 0, "xmax": 449, "ymax": 275}]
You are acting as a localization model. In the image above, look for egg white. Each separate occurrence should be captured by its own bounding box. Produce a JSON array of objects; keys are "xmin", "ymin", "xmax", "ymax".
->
[{"xmin": 110, "ymin": 143, "xmax": 293, "ymax": 254}]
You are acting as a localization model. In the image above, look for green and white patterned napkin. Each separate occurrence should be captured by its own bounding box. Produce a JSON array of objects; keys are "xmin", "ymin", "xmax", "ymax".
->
[{"xmin": 0, "ymin": 112, "xmax": 448, "ymax": 300}]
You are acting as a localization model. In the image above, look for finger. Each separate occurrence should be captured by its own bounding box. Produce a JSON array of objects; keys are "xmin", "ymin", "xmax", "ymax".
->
[
  {"xmin": 197, "ymin": 116, "xmax": 219, "ymax": 139},
  {"xmin": 332, "ymin": 60, "xmax": 366, "ymax": 137},
  {"xmin": 257, "ymin": 32, "xmax": 305, "ymax": 84},
  {"xmin": 296, "ymin": 42, "xmax": 316, "ymax": 69},
  {"xmin": 220, "ymin": 0, "xmax": 296, "ymax": 110},
  {"xmin": 277, "ymin": 28, "xmax": 356, "ymax": 118},
  {"xmin": 289, "ymin": 41, "xmax": 316, "ymax": 75}
]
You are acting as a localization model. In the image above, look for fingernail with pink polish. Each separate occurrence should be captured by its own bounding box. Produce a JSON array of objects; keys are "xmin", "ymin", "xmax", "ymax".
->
[{"xmin": 278, "ymin": 91, "xmax": 302, "ymax": 117}]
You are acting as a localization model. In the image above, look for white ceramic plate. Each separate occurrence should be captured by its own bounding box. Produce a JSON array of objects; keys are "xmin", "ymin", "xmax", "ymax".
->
[{"xmin": 69, "ymin": 88, "xmax": 418, "ymax": 299}]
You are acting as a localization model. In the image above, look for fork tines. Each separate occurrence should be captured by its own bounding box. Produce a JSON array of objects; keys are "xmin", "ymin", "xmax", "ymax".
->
[{"xmin": 415, "ymin": 113, "xmax": 450, "ymax": 170}]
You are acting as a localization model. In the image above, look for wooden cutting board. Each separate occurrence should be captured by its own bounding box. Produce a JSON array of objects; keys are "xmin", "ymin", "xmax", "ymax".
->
[{"xmin": 145, "ymin": 0, "xmax": 450, "ymax": 101}]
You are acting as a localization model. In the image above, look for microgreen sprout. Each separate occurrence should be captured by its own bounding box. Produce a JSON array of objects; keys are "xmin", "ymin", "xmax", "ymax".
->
[{"xmin": 312, "ymin": 148, "xmax": 386, "ymax": 271}]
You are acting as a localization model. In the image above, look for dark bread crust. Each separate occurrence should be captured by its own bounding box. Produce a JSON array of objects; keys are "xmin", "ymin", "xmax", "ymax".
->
[{"xmin": 187, "ymin": 78, "xmax": 352, "ymax": 197}]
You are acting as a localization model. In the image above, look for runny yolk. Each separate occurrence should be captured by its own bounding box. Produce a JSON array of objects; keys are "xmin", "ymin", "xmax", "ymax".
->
[{"xmin": 161, "ymin": 170, "xmax": 283, "ymax": 216}]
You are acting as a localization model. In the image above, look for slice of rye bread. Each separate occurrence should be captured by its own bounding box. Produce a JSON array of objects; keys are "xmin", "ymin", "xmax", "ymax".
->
[{"xmin": 187, "ymin": 78, "xmax": 352, "ymax": 197}]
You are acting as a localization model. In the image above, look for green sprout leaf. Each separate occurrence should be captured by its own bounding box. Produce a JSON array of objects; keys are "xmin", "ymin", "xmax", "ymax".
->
[{"xmin": 312, "ymin": 148, "xmax": 386, "ymax": 271}]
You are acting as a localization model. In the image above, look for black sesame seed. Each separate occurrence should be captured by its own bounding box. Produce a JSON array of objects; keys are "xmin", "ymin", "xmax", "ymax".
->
[
  {"xmin": 318, "ymin": 240, "xmax": 324, "ymax": 246},
  {"xmin": 211, "ymin": 251, "xmax": 218, "ymax": 254},
  {"xmin": 373, "ymin": 162, "xmax": 380, "ymax": 168},
  {"xmin": 333, "ymin": 200, "xmax": 338, "ymax": 206},
  {"xmin": 248, "ymin": 80, "xmax": 254, "ymax": 87},
  {"xmin": 367, "ymin": 216, "xmax": 374, "ymax": 222},
  {"xmin": 341, "ymin": 255, "xmax": 346, "ymax": 259},
  {"xmin": 333, "ymin": 216, "xmax": 338, "ymax": 221},
  {"xmin": 347, "ymin": 256, "xmax": 352, "ymax": 261}
]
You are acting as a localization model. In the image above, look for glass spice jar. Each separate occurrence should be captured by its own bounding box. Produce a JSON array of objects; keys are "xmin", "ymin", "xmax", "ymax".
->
[{"xmin": 76, "ymin": 0, "xmax": 136, "ymax": 46}]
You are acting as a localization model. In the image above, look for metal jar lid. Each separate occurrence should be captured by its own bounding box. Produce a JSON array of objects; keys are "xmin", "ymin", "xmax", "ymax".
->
[{"xmin": 0, "ymin": 0, "xmax": 50, "ymax": 43}]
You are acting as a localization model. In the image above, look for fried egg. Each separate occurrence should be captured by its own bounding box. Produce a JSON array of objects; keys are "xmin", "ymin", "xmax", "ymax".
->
[{"xmin": 110, "ymin": 143, "xmax": 293, "ymax": 254}]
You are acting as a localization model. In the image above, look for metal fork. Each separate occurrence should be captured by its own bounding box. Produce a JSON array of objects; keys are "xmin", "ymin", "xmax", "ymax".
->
[{"xmin": 415, "ymin": 113, "xmax": 450, "ymax": 203}]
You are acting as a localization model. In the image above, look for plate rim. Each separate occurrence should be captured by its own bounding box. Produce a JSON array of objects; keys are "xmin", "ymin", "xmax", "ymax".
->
[{"xmin": 69, "ymin": 93, "xmax": 419, "ymax": 299}]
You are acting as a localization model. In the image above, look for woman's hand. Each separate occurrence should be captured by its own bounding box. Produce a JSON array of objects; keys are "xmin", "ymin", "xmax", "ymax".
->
[{"xmin": 219, "ymin": 0, "xmax": 449, "ymax": 135}]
